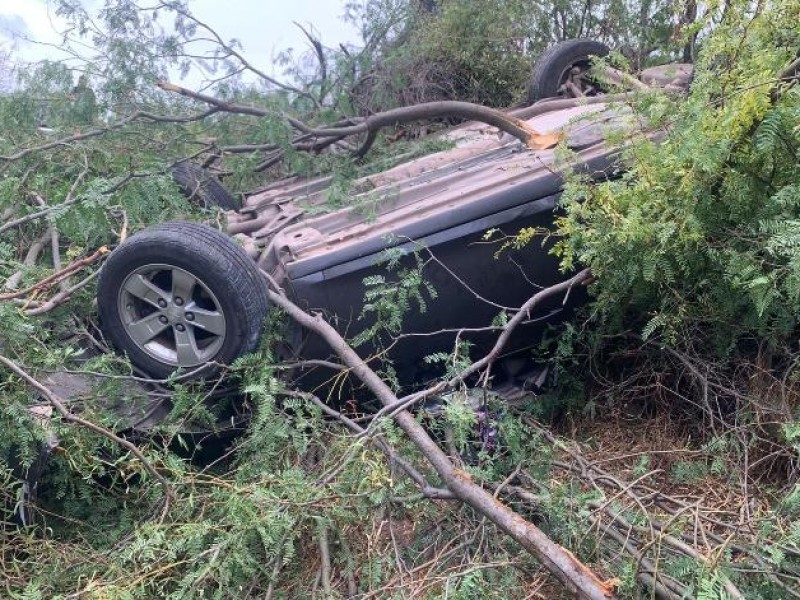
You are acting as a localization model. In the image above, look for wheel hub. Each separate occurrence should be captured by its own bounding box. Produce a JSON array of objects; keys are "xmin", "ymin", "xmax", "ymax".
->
[
  {"xmin": 558, "ymin": 62, "xmax": 595, "ymax": 97},
  {"xmin": 118, "ymin": 264, "xmax": 227, "ymax": 368}
]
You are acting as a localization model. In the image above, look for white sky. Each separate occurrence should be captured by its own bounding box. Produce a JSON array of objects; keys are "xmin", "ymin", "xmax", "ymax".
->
[{"xmin": 0, "ymin": 0, "xmax": 361, "ymax": 85}]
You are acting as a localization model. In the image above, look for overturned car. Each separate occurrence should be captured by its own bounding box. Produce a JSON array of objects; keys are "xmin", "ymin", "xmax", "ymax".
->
[
  {"xmin": 97, "ymin": 40, "xmax": 692, "ymax": 393},
  {"xmin": 11, "ymin": 40, "xmax": 694, "ymax": 523}
]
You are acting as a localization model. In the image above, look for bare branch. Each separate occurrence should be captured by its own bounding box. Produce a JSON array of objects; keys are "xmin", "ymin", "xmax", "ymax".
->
[
  {"xmin": 294, "ymin": 21, "xmax": 328, "ymax": 102},
  {"xmin": 24, "ymin": 270, "xmax": 101, "ymax": 316},
  {"xmin": 0, "ymin": 115, "xmax": 138, "ymax": 163},
  {"xmin": 159, "ymin": 2, "xmax": 321, "ymax": 109},
  {"xmin": 289, "ymin": 390, "xmax": 455, "ymax": 500},
  {"xmin": 265, "ymin": 282, "xmax": 616, "ymax": 599},
  {"xmin": 448, "ymin": 268, "xmax": 591, "ymax": 387},
  {"xmin": 0, "ymin": 109, "xmax": 217, "ymax": 166},
  {"xmin": 156, "ymin": 81, "xmax": 563, "ymax": 151},
  {"xmin": 318, "ymin": 526, "xmax": 333, "ymax": 595},
  {"xmin": 0, "ymin": 247, "xmax": 108, "ymax": 302},
  {"xmin": 341, "ymin": 269, "xmax": 590, "ymax": 450}
]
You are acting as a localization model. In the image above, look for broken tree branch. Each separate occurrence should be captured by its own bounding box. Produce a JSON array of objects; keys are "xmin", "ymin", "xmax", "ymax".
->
[
  {"xmin": 158, "ymin": 1, "xmax": 322, "ymax": 109},
  {"xmin": 24, "ymin": 270, "xmax": 101, "ymax": 316},
  {"xmin": 453, "ymin": 268, "xmax": 591, "ymax": 387},
  {"xmin": 346, "ymin": 269, "xmax": 591, "ymax": 450},
  {"xmin": 294, "ymin": 21, "xmax": 328, "ymax": 103},
  {"xmin": 0, "ymin": 247, "xmax": 108, "ymax": 303},
  {"xmin": 318, "ymin": 523, "xmax": 333, "ymax": 597},
  {"xmin": 290, "ymin": 389, "xmax": 455, "ymax": 500},
  {"xmin": 265, "ymin": 283, "xmax": 616, "ymax": 599},
  {"xmin": 0, "ymin": 353, "xmax": 174, "ymax": 515},
  {"xmin": 0, "ymin": 108, "xmax": 218, "ymax": 166},
  {"xmin": 4, "ymin": 228, "xmax": 52, "ymax": 291},
  {"xmin": 156, "ymin": 81, "xmax": 563, "ymax": 151}
]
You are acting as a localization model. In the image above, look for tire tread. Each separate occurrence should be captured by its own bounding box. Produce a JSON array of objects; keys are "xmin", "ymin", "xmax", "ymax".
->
[
  {"xmin": 172, "ymin": 163, "xmax": 239, "ymax": 210},
  {"xmin": 527, "ymin": 39, "xmax": 610, "ymax": 104}
]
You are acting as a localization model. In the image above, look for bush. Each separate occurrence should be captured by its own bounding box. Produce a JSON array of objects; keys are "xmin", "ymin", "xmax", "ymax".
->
[{"xmin": 556, "ymin": 0, "xmax": 800, "ymax": 352}]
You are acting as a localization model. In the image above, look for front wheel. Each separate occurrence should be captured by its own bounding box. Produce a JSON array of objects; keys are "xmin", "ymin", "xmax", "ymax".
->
[{"xmin": 97, "ymin": 222, "xmax": 269, "ymax": 379}]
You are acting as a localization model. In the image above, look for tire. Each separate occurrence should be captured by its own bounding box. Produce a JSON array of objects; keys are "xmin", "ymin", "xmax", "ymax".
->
[
  {"xmin": 171, "ymin": 162, "xmax": 239, "ymax": 210},
  {"xmin": 97, "ymin": 221, "xmax": 269, "ymax": 379},
  {"xmin": 527, "ymin": 39, "xmax": 610, "ymax": 104}
]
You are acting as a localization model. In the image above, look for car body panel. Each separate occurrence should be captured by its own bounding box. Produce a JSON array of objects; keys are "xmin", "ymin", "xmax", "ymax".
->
[
  {"xmin": 232, "ymin": 102, "xmax": 630, "ymax": 279},
  {"xmin": 222, "ymin": 99, "xmax": 637, "ymax": 385}
]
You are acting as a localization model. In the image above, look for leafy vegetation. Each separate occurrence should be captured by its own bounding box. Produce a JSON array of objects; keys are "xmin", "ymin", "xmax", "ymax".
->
[
  {"xmin": 557, "ymin": 5, "xmax": 800, "ymax": 349},
  {"xmin": 2, "ymin": 0, "xmax": 800, "ymax": 598}
]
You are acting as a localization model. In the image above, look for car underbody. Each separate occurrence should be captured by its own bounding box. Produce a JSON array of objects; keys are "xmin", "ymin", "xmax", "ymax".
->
[{"xmin": 226, "ymin": 99, "xmax": 627, "ymax": 390}]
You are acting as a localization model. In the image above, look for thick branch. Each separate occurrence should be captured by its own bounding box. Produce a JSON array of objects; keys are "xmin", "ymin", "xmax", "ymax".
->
[
  {"xmin": 266, "ymin": 285, "xmax": 615, "ymax": 599},
  {"xmin": 156, "ymin": 82, "xmax": 563, "ymax": 151}
]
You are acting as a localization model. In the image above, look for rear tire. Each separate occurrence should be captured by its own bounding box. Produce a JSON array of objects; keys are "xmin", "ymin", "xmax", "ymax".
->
[
  {"xmin": 98, "ymin": 222, "xmax": 268, "ymax": 379},
  {"xmin": 527, "ymin": 39, "xmax": 610, "ymax": 104}
]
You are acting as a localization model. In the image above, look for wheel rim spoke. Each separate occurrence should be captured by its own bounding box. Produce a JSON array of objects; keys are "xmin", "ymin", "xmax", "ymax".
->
[
  {"xmin": 188, "ymin": 307, "xmax": 225, "ymax": 335},
  {"xmin": 126, "ymin": 312, "xmax": 170, "ymax": 346},
  {"xmin": 174, "ymin": 327, "xmax": 203, "ymax": 365},
  {"xmin": 123, "ymin": 274, "xmax": 169, "ymax": 308},
  {"xmin": 171, "ymin": 268, "xmax": 197, "ymax": 301}
]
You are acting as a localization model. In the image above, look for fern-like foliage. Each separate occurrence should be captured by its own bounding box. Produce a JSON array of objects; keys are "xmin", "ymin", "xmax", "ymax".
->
[
  {"xmin": 555, "ymin": 3, "xmax": 800, "ymax": 351},
  {"xmin": 352, "ymin": 249, "xmax": 438, "ymax": 348}
]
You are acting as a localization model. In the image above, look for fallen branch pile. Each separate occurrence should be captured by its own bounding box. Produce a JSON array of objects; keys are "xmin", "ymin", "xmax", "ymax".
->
[{"xmin": 264, "ymin": 270, "xmax": 617, "ymax": 599}]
